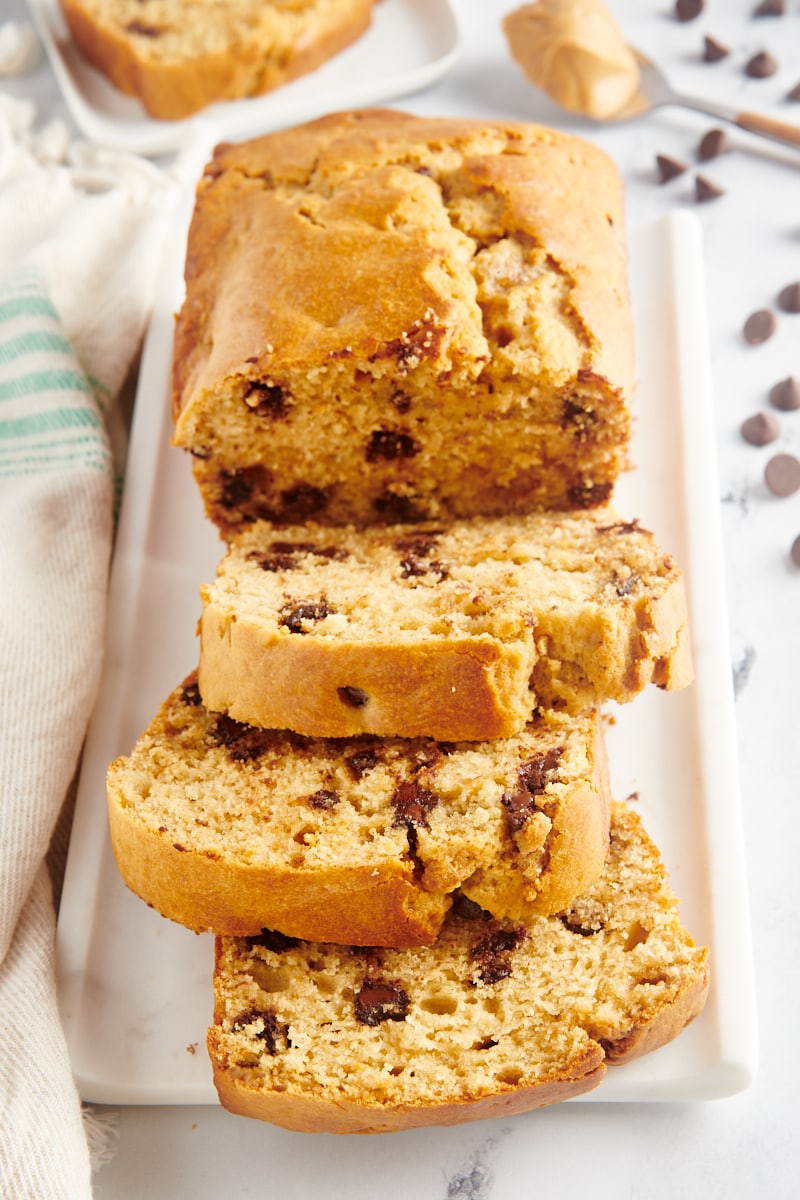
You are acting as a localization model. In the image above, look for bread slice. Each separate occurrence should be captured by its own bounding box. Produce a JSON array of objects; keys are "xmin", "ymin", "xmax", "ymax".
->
[
  {"xmin": 171, "ymin": 109, "xmax": 634, "ymax": 536},
  {"xmin": 107, "ymin": 674, "xmax": 611, "ymax": 946},
  {"xmin": 59, "ymin": 0, "xmax": 376, "ymax": 120},
  {"xmin": 197, "ymin": 509, "xmax": 693, "ymax": 742},
  {"xmin": 208, "ymin": 800, "xmax": 710, "ymax": 1133}
]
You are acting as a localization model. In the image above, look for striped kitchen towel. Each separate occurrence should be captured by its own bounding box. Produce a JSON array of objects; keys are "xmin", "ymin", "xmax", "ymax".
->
[
  {"xmin": 0, "ymin": 264, "xmax": 112, "ymax": 1200},
  {"xmin": 0, "ymin": 89, "xmax": 180, "ymax": 1200}
]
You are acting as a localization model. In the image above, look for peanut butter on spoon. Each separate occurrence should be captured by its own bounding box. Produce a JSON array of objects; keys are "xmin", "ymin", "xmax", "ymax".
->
[{"xmin": 504, "ymin": 0, "xmax": 641, "ymax": 120}]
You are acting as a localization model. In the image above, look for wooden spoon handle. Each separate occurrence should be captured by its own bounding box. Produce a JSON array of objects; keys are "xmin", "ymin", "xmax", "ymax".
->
[{"xmin": 735, "ymin": 109, "xmax": 800, "ymax": 149}]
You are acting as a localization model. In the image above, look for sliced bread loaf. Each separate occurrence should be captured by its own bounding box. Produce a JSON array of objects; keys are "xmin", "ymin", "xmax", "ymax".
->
[
  {"xmin": 208, "ymin": 800, "xmax": 710, "ymax": 1133},
  {"xmin": 171, "ymin": 109, "xmax": 634, "ymax": 536},
  {"xmin": 198, "ymin": 509, "xmax": 693, "ymax": 741},
  {"xmin": 107, "ymin": 674, "xmax": 610, "ymax": 946}
]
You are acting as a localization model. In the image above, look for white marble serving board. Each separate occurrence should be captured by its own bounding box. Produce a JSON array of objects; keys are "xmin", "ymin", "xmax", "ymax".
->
[
  {"xmin": 55, "ymin": 207, "xmax": 757, "ymax": 1106},
  {"xmin": 27, "ymin": 0, "xmax": 462, "ymax": 154}
]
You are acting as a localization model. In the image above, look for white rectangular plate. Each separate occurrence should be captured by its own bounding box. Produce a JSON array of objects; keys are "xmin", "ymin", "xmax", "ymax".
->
[
  {"xmin": 27, "ymin": 0, "xmax": 462, "ymax": 155},
  {"xmin": 55, "ymin": 208, "xmax": 757, "ymax": 1106}
]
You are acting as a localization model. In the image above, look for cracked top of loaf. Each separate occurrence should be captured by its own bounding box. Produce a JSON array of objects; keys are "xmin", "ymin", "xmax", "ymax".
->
[{"xmin": 171, "ymin": 109, "xmax": 634, "ymax": 532}]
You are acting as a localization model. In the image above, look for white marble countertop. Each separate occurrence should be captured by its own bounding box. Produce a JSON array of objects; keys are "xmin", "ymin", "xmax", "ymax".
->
[{"xmin": 5, "ymin": 0, "xmax": 799, "ymax": 1196}]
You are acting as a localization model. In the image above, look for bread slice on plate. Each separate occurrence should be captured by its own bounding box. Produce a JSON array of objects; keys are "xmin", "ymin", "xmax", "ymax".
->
[
  {"xmin": 171, "ymin": 109, "xmax": 634, "ymax": 536},
  {"xmin": 59, "ymin": 0, "xmax": 377, "ymax": 120},
  {"xmin": 197, "ymin": 509, "xmax": 693, "ymax": 742},
  {"xmin": 107, "ymin": 674, "xmax": 611, "ymax": 946},
  {"xmin": 207, "ymin": 800, "xmax": 710, "ymax": 1133}
]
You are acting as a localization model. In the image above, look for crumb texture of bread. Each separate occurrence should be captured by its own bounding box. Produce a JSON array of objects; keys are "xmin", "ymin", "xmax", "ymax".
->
[
  {"xmin": 171, "ymin": 109, "xmax": 634, "ymax": 535},
  {"xmin": 207, "ymin": 801, "xmax": 710, "ymax": 1133},
  {"xmin": 197, "ymin": 509, "xmax": 693, "ymax": 741},
  {"xmin": 59, "ymin": 0, "xmax": 376, "ymax": 119},
  {"xmin": 106, "ymin": 674, "xmax": 611, "ymax": 945}
]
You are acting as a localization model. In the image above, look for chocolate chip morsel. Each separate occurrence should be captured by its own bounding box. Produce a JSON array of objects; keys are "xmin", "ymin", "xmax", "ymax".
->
[
  {"xmin": 791, "ymin": 534, "xmax": 800, "ymax": 568},
  {"xmin": 787, "ymin": 81, "xmax": 800, "ymax": 102},
  {"xmin": 703, "ymin": 35, "xmax": 730, "ymax": 62},
  {"xmin": 765, "ymin": 453, "xmax": 800, "ymax": 497},
  {"xmin": 777, "ymin": 282, "xmax": 800, "ymax": 313},
  {"xmin": 354, "ymin": 978, "xmax": 410, "ymax": 1026},
  {"xmin": 743, "ymin": 308, "xmax": 777, "ymax": 344},
  {"xmin": 741, "ymin": 411, "xmax": 780, "ymax": 445},
  {"xmin": 695, "ymin": 175, "xmax": 725, "ymax": 203},
  {"xmin": 745, "ymin": 51, "xmax": 779, "ymax": 78},
  {"xmin": 698, "ymin": 128, "xmax": 730, "ymax": 160},
  {"xmin": 752, "ymin": 0, "xmax": 784, "ymax": 15},
  {"xmin": 769, "ymin": 377, "xmax": 800, "ymax": 412},
  {"xmin": 656, "ymin": 154, "xmax": 688, "ymax": 183},
  {"xmin": 674, "ymin": 0, "xmax": 703, "ymax": 21}
]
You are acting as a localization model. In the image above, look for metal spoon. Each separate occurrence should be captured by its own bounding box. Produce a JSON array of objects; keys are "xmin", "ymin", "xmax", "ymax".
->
[{"xmin": 608, "ymin": 51, "xmax": 800, "ymax": 152}]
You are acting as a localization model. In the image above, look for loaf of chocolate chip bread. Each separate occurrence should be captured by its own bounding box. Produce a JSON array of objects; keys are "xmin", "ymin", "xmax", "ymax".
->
[
  {"xmin": 171, "ymin": 109, "xmax": 634, "ymax": 537},
  {"xmin": 208, "ymin": 800, "xmax": 710, "ymax": 1133},
  {"xmin": 107, "ymin": 674, "xmax": 611, "ymax": 946},
  {"xmin": 197, "ymin": 509, "xmax": 692, "ymax": 742},
  {"xmin": 59, "ymin": 0, "xmax": 377, "ymax": 120}
]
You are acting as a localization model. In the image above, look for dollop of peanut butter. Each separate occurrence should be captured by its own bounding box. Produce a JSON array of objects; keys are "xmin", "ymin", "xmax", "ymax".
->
[{"xmin": 503, "ymin": 0, "xmax": 641, "ymax": 120}]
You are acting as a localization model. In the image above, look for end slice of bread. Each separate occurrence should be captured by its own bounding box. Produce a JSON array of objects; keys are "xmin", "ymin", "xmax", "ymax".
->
[{"xmin": 207, "ymin": 800, "xmax": 709, "ymax": 1133}]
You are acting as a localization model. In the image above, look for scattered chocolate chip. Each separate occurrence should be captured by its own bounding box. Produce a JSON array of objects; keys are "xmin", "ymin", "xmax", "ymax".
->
[
  {"xmin": 469, "ymin": 926, "xmax": 525, "ymax": 985},
  {"xmin": 752, "ymin": 0, "xmax": 784, "ymax": 15},
  {"xmin": 243, "ymin": 381, "xmax": 290, "ymax": 420},
  {"xmin": 210, "ymin": 715, "xmax": 271, "ymax": 762},
  {"xmin": 568, "ymin": 481, "xmax": 613, "ymax": 508},
  {"xmin": 518, "ymin": 748, "xmax": 563, "ymax": 795},
  {"xmin": 777, "ymin": 281, "xmax": 800, "ymax": 313},
  {"xmin": 253, "ymin": 930, "xmax": 299, "ymax": 952},
  {"xmin": 656, "ymin": 154, "xmax": 688, "ymax": 183},
  {"xmin": 279, "ymin": 598, "xmax": 335, "ymax": 633},
  {"xmin": 765, "ymin": 452, "xmax": 800, "ymax": 496},
  {"xmin": 219, "ymin": 469, "xmax": 253, "ymax": 509},
  {"xmin": 787, "ymin": 81, "xmax": 800, "ymax": 101},
  {"xmin": 306, "ymin": 788, "xmax": 340, "ymax": 810},
  {"xmin": 343, "ymin": 744, "xmax": 381, "ymax": 779},
  {"xmin": 354, "ymin": 979, "xmax": 410, "ymax": 1026},
  {"xmin": 278, "ymin": 483, "xmax": 328, "ymax": 520},
  {"xmin": 501, "ymin": 748, "xmax": 563, "ymax": 834},
  {"xmin": 743, "ymin": 308, "xmax": 777, "ymax": 344},
  {"xmin": 391, "ymin": 779, "xmax": 439, "ymax": 828},
  {"xmin": 181, "ymin": 680, "xmax": 202, "ymax": 707},
  {"xmin": 559, "ymin": 913, "xmax": 604, "ymax": 937},
  {"xmin": 674, "ymin": 0, "xmax": 703, "ymax": 20},
  {"xmin": 769, "ymin": 377, "xmax": 800, "ymax": 412},
  {"xmin": 791, "ymin": 534, "xmax": 800, "ymax": 567},
  {"xmin": 452, "ymin": 893, "xmax": 490, "ymax": 922},
  {"xmin": 399, "ymin": 553, "xmax": 449, "ymax": 581},
  {"xmin": 698, "ymin": 128, "xmax": 730, "ymax": 160},
  {"xmin": 745, "ymin": 50, "xmax": 779, "ymax": 78},
  {"xmin": 366, "ymin": 429, "xmax": 420, "ymax": 462},
  {"xmin": 231, "ymin": 1008, "xmax": 290, "ymax": 1055},
  {"xmin": 695, "ymin": 175, "xmax": 725, "ymax": 202},
  {"xmin": 338, "ymin": 685, "xmax": 370, "ymax": 709},
  {"xmin": 741, "ymin": 411, "xmax": 780, "ymax": 445},
  {"xmin": 373, "ymin": 489, "xmax": 425, "ymax": 523},
  {"xmin": 703, "ymin": 35, "xmax": 730, "ymax": 62},
  {"xmin": 124, "ymin": 20, "xmax": 162, "ymax": 36}
]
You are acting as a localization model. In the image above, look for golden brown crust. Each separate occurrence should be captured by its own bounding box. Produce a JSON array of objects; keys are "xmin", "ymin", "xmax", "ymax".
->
[
  {"xmin": 198, "ymin": 621, "xmax": 535, "ymax": 742},
  {"xmin": 207, "ymin": 1038, "xmax": 607, "ymax": 1133},
  {"xmin": 59, "ymin": 0, "xmax": 376, "ymax": 120}
]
